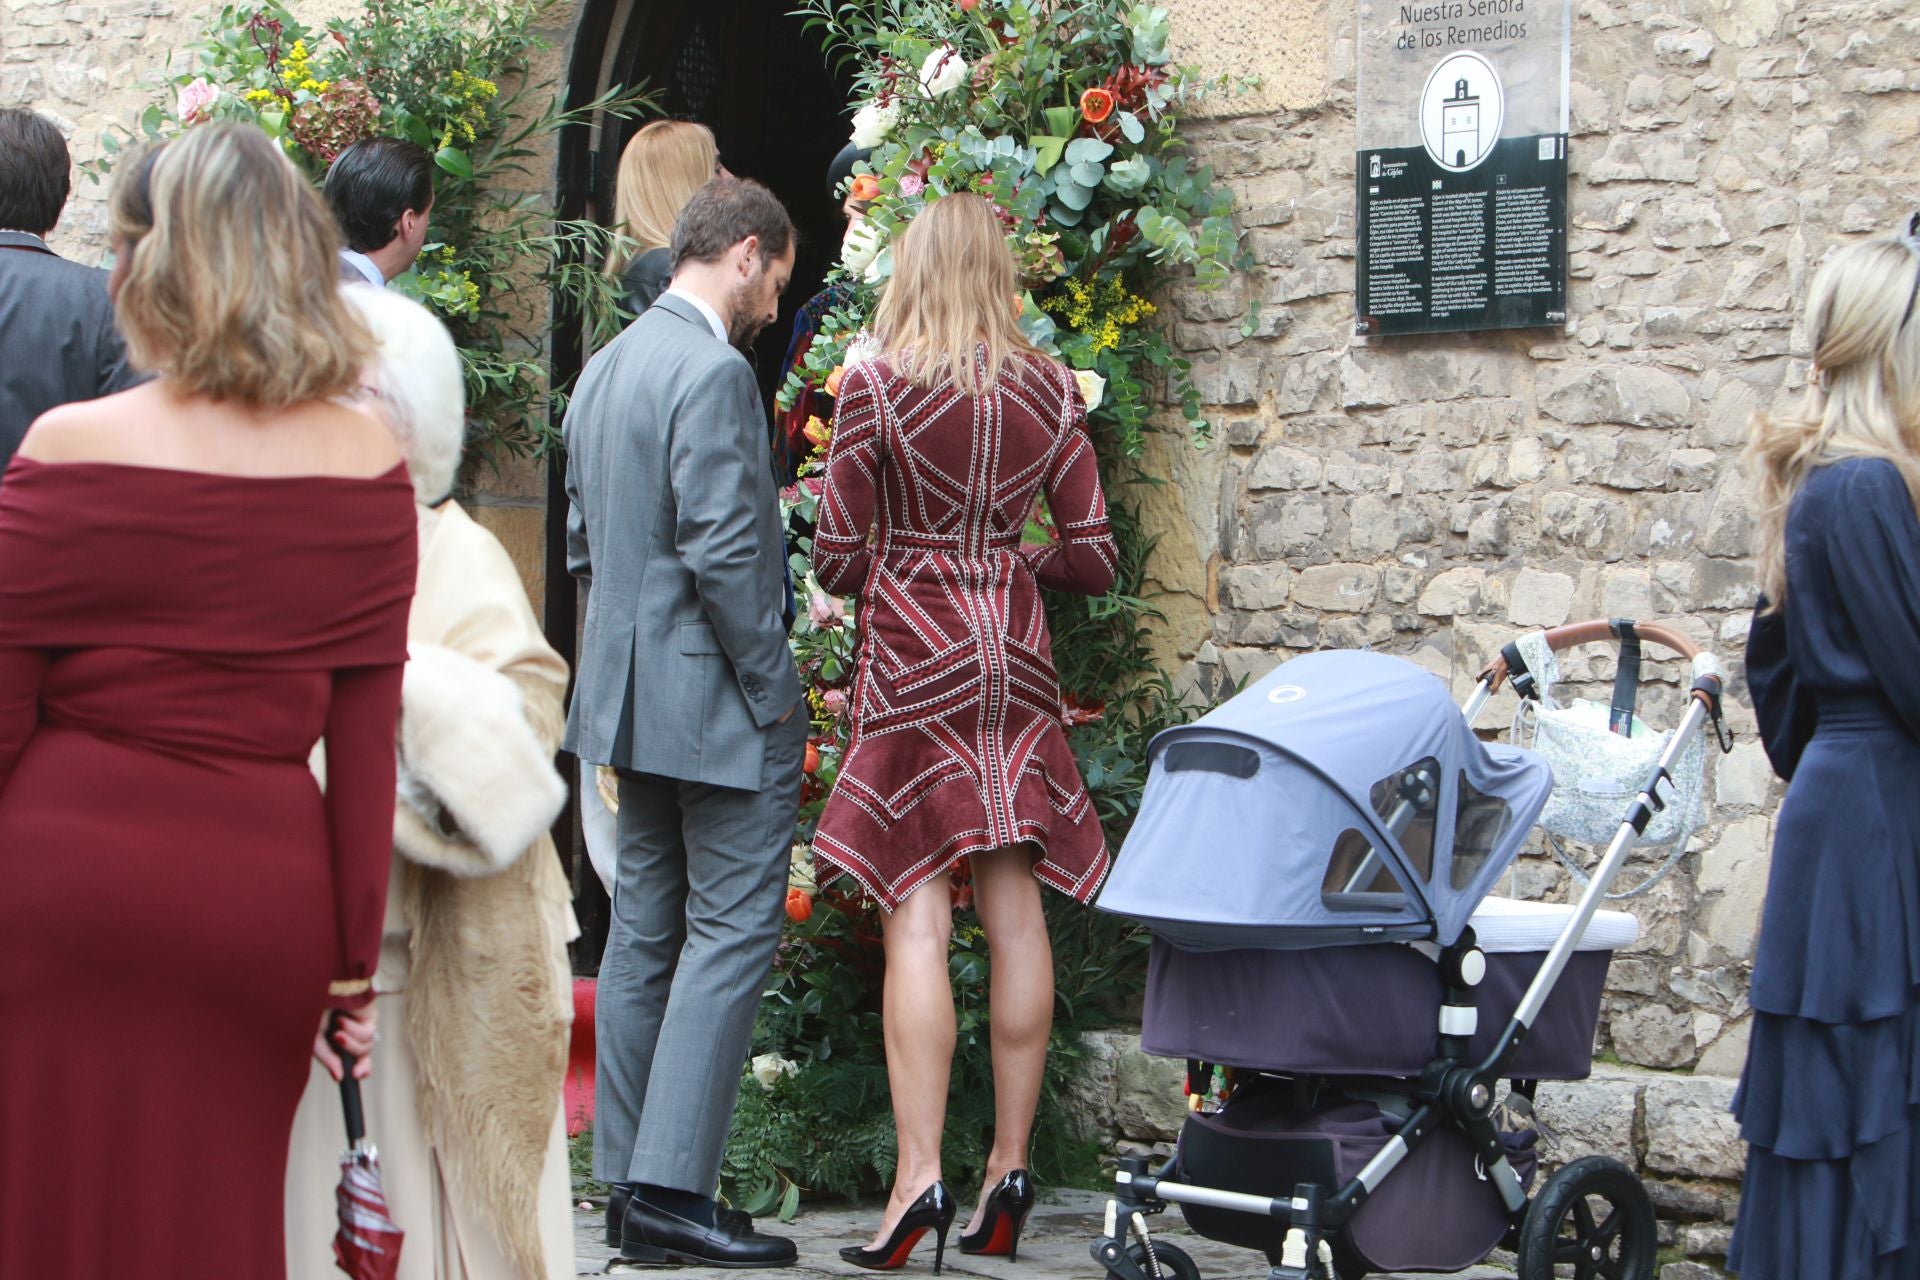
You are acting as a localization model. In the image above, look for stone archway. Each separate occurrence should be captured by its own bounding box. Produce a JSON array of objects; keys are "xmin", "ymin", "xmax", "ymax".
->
[{"xmin": 549, "ymin": 0, "xmax": 854, "ymax": 963}]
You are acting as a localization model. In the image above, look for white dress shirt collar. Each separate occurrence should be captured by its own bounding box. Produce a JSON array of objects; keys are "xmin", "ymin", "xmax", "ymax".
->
[
  {"xmin": 664, "ymin": 287, "xmax": 728, "ymax": 345},
  {"xmin": 339, "ymin": 249, "xmax": 385, "ymax": 288}
]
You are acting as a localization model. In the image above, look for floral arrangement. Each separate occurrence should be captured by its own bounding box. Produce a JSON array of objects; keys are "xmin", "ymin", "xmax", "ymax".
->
[
  {"xmin": 105, "ymin": 0, "xmax": 650, "ymax": 458},
  {"xmin": 723, "ymin": 0, "xmax": 1247, "ymax": 1217}
]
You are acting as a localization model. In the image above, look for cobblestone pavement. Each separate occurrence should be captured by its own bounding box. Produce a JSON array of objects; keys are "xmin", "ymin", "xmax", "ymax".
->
[{"xmin": 572, "ymin": 1188, "xmax": 1513, "ymax": 1279}]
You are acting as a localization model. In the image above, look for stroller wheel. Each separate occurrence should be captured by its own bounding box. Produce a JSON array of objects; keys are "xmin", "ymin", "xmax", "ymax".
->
[
  {"xmin": 1516, "ymin": 1155, "xmax": 1657, "ymax": 1280},
  {"xmin": 1106, "ymin": 1241, "xmax": 1201, "ymax": 1280}
]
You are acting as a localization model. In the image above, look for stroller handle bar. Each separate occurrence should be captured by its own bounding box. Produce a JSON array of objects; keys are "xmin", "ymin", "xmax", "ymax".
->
[{"xmin": 1475, "ymin": 617, "xmax": 1701, "ymax": 694}]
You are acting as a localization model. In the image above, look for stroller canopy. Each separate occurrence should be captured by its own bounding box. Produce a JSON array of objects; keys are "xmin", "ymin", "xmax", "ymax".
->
[{"xmin": 1096, "ymin": 650, "xmax": 1552, "ymax": 950}]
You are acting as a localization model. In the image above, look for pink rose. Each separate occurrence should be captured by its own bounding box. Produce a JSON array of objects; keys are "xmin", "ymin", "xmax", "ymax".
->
[
  {"xmin": 176, "ymin": 77, "xmax": 219, "ymax": 125},
  {"xmin": 809, "ymin": 593, "xmax": 847, "ymax": 627},
  {"xmin": 821, "ymin": 689, "xmax": 849, "ymax": 715},
  {"xmin": 899, "ymin": 173, "xmax": 926, "ymax": 197}
]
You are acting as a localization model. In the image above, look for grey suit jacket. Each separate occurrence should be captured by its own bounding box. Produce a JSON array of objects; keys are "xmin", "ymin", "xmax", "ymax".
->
[
  {"xmin": 0, "ymin": 232, "xmax": 139, "ymax": 475},
  {"xmin": 563, "ymin": 292, "xmax": 802, "ymax": 790}
]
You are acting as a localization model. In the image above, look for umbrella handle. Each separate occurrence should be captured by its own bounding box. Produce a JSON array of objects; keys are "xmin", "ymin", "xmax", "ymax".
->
[{"xmin": 329, "ymin": 1013, "xmax": 368, "ymax": 1149}]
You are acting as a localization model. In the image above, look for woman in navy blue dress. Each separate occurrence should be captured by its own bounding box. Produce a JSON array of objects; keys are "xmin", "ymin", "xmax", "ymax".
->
[{"xmin": 1734, "ymin": 229, "xmax": 1920, "ymax": 1278}]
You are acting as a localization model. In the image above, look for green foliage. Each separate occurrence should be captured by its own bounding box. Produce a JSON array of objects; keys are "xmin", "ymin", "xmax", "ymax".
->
[{"xmin": 101, "ymin": 0, "xmax": 651, "ymax": 459}]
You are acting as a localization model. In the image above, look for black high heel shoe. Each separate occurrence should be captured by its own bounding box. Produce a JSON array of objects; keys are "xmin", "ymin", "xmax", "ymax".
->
[
  {"xmin": 959, "ymin": 1169, "xmax": 1035, "ymax": 1261},
  {"xmin": 841, "ymin": 1182, "xmax": 957, "ymax": 1273}
]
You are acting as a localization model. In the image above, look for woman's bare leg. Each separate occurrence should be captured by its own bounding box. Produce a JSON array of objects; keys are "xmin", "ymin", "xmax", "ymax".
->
[
  {"xmin": 963, "ymin": 846, "xmax": 1053, "ymax": 1234},
  {"xmin": 871, "ymin": 871, "xmax": 955, "ymax": 1247}
]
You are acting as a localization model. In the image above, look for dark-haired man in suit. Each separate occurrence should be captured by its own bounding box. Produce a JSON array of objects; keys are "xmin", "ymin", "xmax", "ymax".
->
[
  {"xmin": 0, "ymin": 108, "xmax": 139, "ymax": 477},
  {"xmin": 323, "ymin": 136, "xmax": 434, "ymax": 287}
]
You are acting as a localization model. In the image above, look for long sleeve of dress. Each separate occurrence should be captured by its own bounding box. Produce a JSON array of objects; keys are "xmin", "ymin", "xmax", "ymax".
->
[
  {"xmin": 812, "ymin": 361, "xmax": 883, "ymax": 596},
  {"xmin": 323, "ymin": 662, "xmax": 405, "ymax": 1009},
  {"xmin": 0, "ymin": 647, "xmax": 47, "ymax": 793},
  {"xmin": 1745, "ymin": 599, "xmax": 1815, "ymax": 782},
  {"xmin": 1829, "ymin": 461, "xmax": 1920, "ymax": 742},
  {"xmin": 1022, "ymin": 381, "xmax": 1117, "ymax": 596}
]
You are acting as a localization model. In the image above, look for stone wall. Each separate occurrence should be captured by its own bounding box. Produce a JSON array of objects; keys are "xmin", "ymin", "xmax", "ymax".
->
[
  {"xmin": 1141, "ymin": 0, "xmax": 1920, "ymax": 1082},
  {"xmin": 1072, "ymin": 1032, "xmax": 1745, "ymax": 1276}
]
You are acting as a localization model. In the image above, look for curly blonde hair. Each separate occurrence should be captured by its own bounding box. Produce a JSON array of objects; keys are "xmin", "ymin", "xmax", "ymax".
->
[
  {"xmin": 1749, "ymin": 235, "xmax": 1920, "ymax": 605},
  {"xmin": 110, "ymin": 125, "xmax": 371, "ymax": 411}
]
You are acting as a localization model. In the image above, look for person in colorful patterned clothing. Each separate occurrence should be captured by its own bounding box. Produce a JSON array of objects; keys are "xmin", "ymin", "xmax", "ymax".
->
[{"xmin": 811, "ymin": 192, "xmax": 1117, "ymax": 1272}]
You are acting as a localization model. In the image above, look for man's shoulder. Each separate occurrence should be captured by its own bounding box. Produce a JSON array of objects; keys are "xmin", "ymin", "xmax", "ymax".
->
[{"xmin": 0, "ymin": 243, "xmax": 111, "ymax": 292}]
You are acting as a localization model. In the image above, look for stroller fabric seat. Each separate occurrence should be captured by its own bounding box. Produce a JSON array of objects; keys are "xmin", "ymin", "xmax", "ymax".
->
[{"xmin": 1467, "ymin": 895, "xmax": 1639, "ymax": 953}]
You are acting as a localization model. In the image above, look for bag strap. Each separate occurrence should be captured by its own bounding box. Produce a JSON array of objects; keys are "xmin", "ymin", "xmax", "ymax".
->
[{"xmin": 1608, "ymin": 618, "xmax": 1642, "ymax": 737}]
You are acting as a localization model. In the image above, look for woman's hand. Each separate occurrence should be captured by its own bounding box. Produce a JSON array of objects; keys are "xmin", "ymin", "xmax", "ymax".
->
[{"xmin": 313, "ymin": 1006, "xmax": 377, "ymax": 1082}]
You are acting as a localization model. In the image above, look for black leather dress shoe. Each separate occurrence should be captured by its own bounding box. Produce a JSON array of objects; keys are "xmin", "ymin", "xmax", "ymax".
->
[
  {"xmin": 620, "ymin": 1196, "xmax": 799, "ymax": 1267},
  {"xmin": 607, "ymin": 1183, "xmax": 640, "ymax": 1247}
]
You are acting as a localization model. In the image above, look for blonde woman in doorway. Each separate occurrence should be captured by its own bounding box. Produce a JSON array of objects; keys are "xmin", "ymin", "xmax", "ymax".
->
[
  {"xmin": 605, "ymin": 119, "xmax": 722, "ymax": 319},
  {"xmin": 1734, "ymin": 223, "xmax": 1920, "ymax": 1280},
  {"xmin": 810, "ymin": 193, "xmax": 1118, "ymax": 1272}
]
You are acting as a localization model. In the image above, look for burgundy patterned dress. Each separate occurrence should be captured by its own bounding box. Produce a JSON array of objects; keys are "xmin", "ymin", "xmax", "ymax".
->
[
  {"xmin": 811, "ymin": 351, "xmax": 1117, "ymax": 911},
  {"xmin": 0, "ymin": 457, "xmax": 415, "ymax": 1279}
]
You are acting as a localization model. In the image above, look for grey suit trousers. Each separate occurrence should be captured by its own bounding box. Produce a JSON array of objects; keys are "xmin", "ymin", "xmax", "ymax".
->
[{"xmin": 592, "ymin": 711, "xmax": 807, "ymax": 1190}]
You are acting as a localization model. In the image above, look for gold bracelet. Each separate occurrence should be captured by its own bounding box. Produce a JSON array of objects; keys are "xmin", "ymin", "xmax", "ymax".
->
[{"xmin": 328, "ymin": 978, "xmax": 373, "ymax": 998}]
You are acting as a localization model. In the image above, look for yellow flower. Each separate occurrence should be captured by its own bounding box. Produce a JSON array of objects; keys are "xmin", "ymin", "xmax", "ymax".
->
[{"xmin": 244, "ymin": 88, "xmax": 276, "ymax": 106}]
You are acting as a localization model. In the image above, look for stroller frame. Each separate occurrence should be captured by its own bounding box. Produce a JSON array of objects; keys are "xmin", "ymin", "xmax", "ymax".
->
[{"xmin": 1090, "ymin": 619, "xmax": 1728, "ymax": 1280}]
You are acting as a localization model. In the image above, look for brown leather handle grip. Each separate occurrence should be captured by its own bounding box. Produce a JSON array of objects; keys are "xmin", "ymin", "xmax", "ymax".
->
[{"xmin": 1477, "ymin": 618, "xmax": 1703, "ymax": 695}]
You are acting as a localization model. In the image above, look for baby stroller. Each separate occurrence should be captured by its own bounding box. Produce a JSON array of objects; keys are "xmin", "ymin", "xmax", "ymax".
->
[{"xmin": 1088, "ymin": 622, "xmax": 1728, "ymax": 1280}]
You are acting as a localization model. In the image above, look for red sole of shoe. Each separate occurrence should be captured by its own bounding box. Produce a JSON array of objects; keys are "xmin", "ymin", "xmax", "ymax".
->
[
  {"xmin": 977, "ymin": 1217, "xmax": 1015, "ymax": 1256},
  {"xmin": 884, "ymin": 1228, "xmax": 928, "ymax": 1269}
]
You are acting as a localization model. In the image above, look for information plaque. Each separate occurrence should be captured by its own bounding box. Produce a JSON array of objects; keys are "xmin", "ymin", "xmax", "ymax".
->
[{"xmin": 1354, "ymin": 0, "xmax": 1572, "ymax": 337}]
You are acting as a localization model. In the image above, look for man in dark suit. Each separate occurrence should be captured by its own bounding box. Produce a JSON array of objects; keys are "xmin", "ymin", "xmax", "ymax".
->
[
  {"xmin": 322, "ymin": 137, "xmax": 434, "ymax": 287},
  {"xmin": 564, "ymin": 176, "xmax": 803, "ymax": 1267},
  {"xmin": 0, "ymin": 108, "xmax": 138, "ymax": 476}
]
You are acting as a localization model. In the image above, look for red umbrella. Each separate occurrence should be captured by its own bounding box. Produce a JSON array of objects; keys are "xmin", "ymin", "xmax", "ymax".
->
[{"xmin": 332, "ymin": 1036, "xmax": 404, "ymax": 1280}]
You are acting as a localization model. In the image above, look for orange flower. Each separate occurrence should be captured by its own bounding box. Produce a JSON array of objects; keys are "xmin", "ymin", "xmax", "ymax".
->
[
  {"xmin": 958, "ymin": 0, "xmax": 978, "ymax": 9},
  {"xmin": 786, "ymin": 888, "xmax": 814, "ymax": 922},
  {"xmin": 804, "ymin": 741, "xmax": 821, "ymax": 774},
  {"xmin": 1080, "ymin": 87, "xmax": 1117, "ymax": 124},
  {"xmin": 1011, "ymin": 293, "xmax": 1025, "ymax": 322},
  {"xmin": 849, "ymin": 174, "xmax": 881, "ymax": 202},
  {"xmin": 824, "ymin": 365, "xmax": 846, "ymax": 397},
  {"xmin": 803, "ymin": 415, "xmax": 832, "ymax": 450}
]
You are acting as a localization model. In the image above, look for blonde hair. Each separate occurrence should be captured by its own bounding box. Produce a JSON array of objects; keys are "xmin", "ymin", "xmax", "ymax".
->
[
  {"xmin": 605, "ymin": 120, "xmax": 719, "ymax": 274},
  {"xmin": 110, "ymin": 125, "xmax": 371, "ymax": 411},
  {"xmin": 1749, "ymin": 236, "xmax": 1920, "ymax": 604},
  {"xmin": 341, "ymin": 287, "xmax": 466, "ymax": 504},
  {"xmin": 872, "ymin": 193, "xmax": 1041, "ymax": 394}
]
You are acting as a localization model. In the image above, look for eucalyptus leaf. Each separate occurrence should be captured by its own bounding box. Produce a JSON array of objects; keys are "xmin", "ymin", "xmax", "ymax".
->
[
  {"xmin": 1054, "ymin": 181, "xmax": 1094, "ymax": 211},
  {"xmin": 1118, "ymin": 111, "xmax": 1146, "ymax": 144},
  {"xmin": 1049, "ymin": 202, "xmax": 1086, "ymax": 227},
  {"xmin": 1064, "ymin": 137, "xmax": 1114, "ymax": 165},
  {"xmin": 1104, "ymin": 155, "xmax": 1152, "ymax": 196},
  {"xmin": 1069, "ymin": 161, "xmax": 1104, "ymax": 188}
]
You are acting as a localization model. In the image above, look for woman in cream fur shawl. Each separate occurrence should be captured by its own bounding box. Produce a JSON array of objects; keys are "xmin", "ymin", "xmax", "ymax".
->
[{"xmin": 285, "ymin": 288, "xmax": 578, "ymax": 1280}]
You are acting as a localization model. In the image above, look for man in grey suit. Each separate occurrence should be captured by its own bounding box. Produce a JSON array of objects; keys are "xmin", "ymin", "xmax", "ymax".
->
[
  {"xmin": 0, "ymin": 108, "xmax": 138, "ymax": 477},
  {"xmin": 564, "ymin": 175, "xmax": 804, "ymax": 1267}
]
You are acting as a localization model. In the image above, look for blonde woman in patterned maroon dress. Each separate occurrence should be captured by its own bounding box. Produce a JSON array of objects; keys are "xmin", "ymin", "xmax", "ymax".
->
[{"xmin": 812, "ymin": 192, "xmax": 1118, "ymax": 1271}]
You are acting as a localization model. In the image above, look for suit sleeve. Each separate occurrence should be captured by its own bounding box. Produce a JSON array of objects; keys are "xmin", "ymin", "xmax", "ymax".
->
[
  {"xmin": 811, "ymin": 362, "xmax": 882, "ymax": 596},
  {"xmin": 322, "ymin": 663, "xmax": 405, "ymax": 1009},
  {"xmin": 564, "ymin": 426, "xmax": 592, "ymax": 592},
  {"xmin": 668, "ymin": 357, "xmax": 802, "ymax": 727},
  {"xmin": 1022, "ymin": 373, "xmax": 1118, "ymax": 595},
  {"xmin": 1829, "ymin": 461, "xmax": 1920, "ymax": 741}
]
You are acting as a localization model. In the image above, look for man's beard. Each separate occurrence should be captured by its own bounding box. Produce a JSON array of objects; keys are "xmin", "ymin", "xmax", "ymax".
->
[{"xmin": 727, "ymin": 279, "xmax": 768, "ymax": 349}]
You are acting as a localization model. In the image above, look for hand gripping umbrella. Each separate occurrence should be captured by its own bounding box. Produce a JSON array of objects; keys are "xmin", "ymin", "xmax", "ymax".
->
[{"xmin": 331, "ymin": 1023, "xmax": 404, "ymax": 1280}]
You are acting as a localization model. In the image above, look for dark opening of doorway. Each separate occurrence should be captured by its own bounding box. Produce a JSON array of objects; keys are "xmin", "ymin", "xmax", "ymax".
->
[{"xmin": 552, "ymin": 0, "xmax": 855, "ymax": 969}]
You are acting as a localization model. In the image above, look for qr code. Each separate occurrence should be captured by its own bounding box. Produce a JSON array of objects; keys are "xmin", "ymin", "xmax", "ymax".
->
[{"xmin": 1538, "ymin": 137, "xmax": 1556, "ymax": 161}]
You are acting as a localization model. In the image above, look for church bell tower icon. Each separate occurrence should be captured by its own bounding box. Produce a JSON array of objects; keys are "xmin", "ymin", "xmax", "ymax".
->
[{"xmin": 1440, "ymin": 78, "xmax": 1481, "ymax": 168}]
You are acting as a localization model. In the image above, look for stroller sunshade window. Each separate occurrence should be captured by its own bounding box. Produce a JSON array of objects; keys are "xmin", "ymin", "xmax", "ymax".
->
[
  {"xmin": 1364, "ymin": 756, "xmax": 1441, "ymax": 881},
  {"xmin": 1163, "ymin": 741, "xmax": 1260, "ymax": 778},
  {"xmin": 1320, "ymin": 828, "xmax": 1413, "ymax": 910},
  {"xmin": 1452, "ymin": 773, "xmax": 1513, "ymax": 889}
]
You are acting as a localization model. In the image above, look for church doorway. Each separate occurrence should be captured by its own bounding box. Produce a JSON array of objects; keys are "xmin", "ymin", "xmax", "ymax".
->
[{"xmin": 550, "ymin": 0, "xmax": 855, "ymax": 965}]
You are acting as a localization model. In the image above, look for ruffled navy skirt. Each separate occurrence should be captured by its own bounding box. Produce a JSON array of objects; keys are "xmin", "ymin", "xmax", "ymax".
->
[{"xmin": 1730, "ymin": 712, "xmax": 1920, "ymax": 1277}]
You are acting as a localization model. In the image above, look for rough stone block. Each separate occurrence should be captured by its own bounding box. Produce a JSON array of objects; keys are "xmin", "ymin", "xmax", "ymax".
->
[
  {"xmin": 1347, "ymin": 493, "xmax": 1397, "ymax": 555},
  {"xmin": 1247, "ymin": 445, "xmax": 1323, "ymax": 492},
  {"xmin": 1292, "ymin": 563, "xmax": 1379, "ymax": 612},
  {"xmin": 1646, "ymin": 1178, "xmax": 1739, "ymax": 1224},
  {"xmin": 1714, "ymin": 742, "xmax": 1774, "ymax": 808},
  {"xmin": 1416, "ymin": 567, "xmax": 1485, "ymax": 617},
  {"xmin": 1643, "ymin": 1075, "xmax": 1743, "ymax": 1180},
  {"xmin": 1613, "ymin": 1002, "xmax": 1697, "ymax": 1069},
  {"xmin": 1220, "ymin": 562, "xmax": 1292, "ymax": 611},
  {"xmin": 1534, "ymin": 1072, "xmax": 1643, "ymax": 1166},
  {"xmin": 1509, "ymin": 569, "xmax": 1577, "ymax": 627},
  {"xmin": 1539, "ymin": 366, "xmax": 1692, "ymax": 429},
  {"xmin": 1110, "ymin": 1037, "xmax": 1189, "ymax": 1142},
  {"xmin": 1698, "ymin": 816, "xmax": 1769, "ymax": 960}
]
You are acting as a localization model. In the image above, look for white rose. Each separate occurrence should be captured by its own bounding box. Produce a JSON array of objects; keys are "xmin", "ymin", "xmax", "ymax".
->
[
  {"xmin": 750, "ymin": 1053, "xmax": 798, "ymax": 1090},
  {"xmin": 841, "ymin": 218, "xmax": 885, "ymax": 274},
  {"xmin": 919, "ymin": 46, "xmax": 969, "ymax": 98},
  {"xmin": 849, "ymin": 98, "xmax": 899, "ymax": 149},
  {"xmin": 1074, "ymin": 369, "xmax": 1106, "ymax": 412}
]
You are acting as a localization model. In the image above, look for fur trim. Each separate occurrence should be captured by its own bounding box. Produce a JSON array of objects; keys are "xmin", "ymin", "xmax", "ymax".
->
[
  {"xmin": 396, "ymin": 643, "xmax": 567, "ymax": 876},
  {"xmin": 341, "ymin": 288, "xmax": 466, "ymax": 504}
]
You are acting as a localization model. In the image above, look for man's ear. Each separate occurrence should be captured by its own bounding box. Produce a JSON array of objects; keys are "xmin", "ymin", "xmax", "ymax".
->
[{"xmin": 736, "ymin": 235, "xmax": 762, "ymax": 277}]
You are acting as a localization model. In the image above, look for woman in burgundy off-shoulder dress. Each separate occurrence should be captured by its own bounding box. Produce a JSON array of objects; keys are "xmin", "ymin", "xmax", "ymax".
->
[
  {"xmin": 809, "ymin": 194, "xmax": 1117, "ymax": 1269},
  {"xmin": 0, "ymin": 124, "xmax": 416, "ymax": 1279}
]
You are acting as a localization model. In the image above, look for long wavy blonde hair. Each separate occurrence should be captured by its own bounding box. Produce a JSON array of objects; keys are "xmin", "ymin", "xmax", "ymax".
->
[
  {"xmin": 110, "ymin": 125, "xmax": 371, "ymax": 411},
  {"xmin": 1750, "ymin": 236, "xmax": 1920, "ymax": 605},
  {"xmin": 872, "ymin": 192, "xmax": 1042, "ymax": 394},
  {"xmin": 604, "ymin": 120, "xmax": 718, "ymax": 274}
]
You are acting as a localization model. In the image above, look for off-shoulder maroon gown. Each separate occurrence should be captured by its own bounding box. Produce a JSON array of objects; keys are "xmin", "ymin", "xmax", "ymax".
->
[{"xmin": 0, "ymin": 457, "xmax": 415, "ymax": 1279}]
